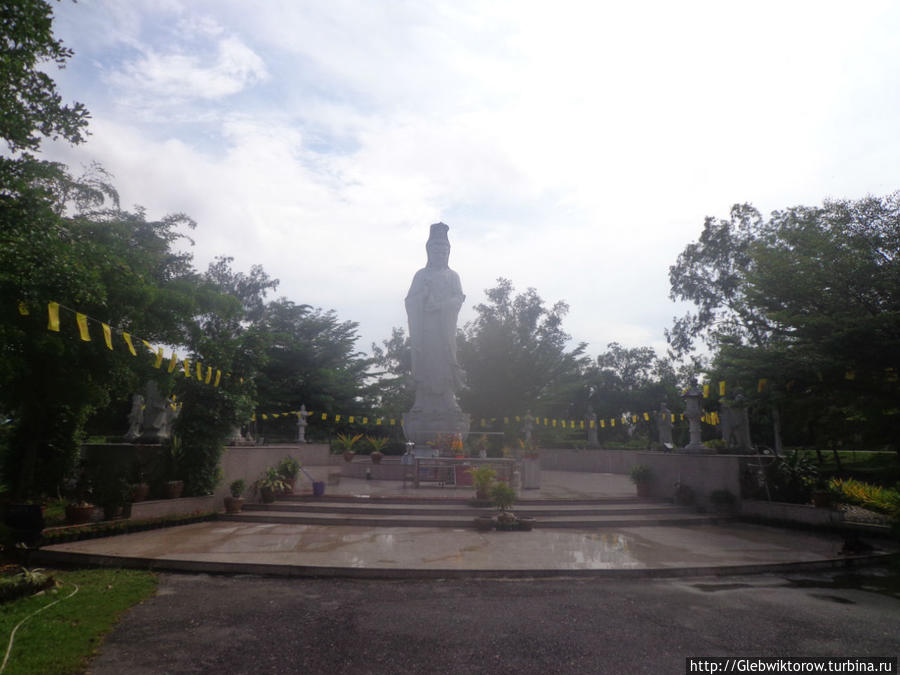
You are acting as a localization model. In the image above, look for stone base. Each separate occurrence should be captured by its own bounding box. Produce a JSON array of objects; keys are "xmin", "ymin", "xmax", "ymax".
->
[
  {"xmin": 402, "ymin": 409, "xmax": 471, "ymax": 446},
  {"xmin": 677, "ymin": 444, "xmax": 717, "ymax": 455}
]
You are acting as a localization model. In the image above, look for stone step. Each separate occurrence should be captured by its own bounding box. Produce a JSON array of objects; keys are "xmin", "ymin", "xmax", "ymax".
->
[
  {"xmin": 279, "ymin": 494, "xmax": 644, "ymax": 506},
  {"xmin": 242, "ymin": 501, "xmax": 687, "ymax": 517},
  {"xmin": 219, "ymin": 510, "xmax": 732, "ymax": 529}
]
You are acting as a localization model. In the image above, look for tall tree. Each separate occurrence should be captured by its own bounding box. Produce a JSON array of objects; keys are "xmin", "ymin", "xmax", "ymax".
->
[{"xmin": 457, "ymin": 278, "xmax": 589, "ymax": 420}]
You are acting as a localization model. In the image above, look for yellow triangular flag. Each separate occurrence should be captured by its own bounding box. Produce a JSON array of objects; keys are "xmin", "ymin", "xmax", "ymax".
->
[
  {"xmin": 349, "ymin": 416, "xmax": 355, "ymax": 423},
  {"xmin": 600, "ymin": 420, "xmax": 605, "ymax": 428},
  {"xmin": 321, "ymin": 413, "xmax": 327, "ymax": 421},
  {"xmin": 214, "ymin": 370, "xmax": 221, "ymax": 387},
  {"xmin": 47, "ymin": 302, "xmax": 60, "ymax": 332},
  {"xmin": 168, "ymin": 352, "xmax": 178, "ymax": 373},
  {"xmin": 154, "ymin": 347, "xmax": 163, "ymax": 368},
  {"xmin": 122, "ymin": 332, "xmax": 137, "ymax": 356},
  {"xmin": 719, "ymin": 381, "xmax": 726, "ymax": 396},
  {"xmin": 335, "ymin": 414, "xmax": 341, "ymax": 422},
  {"xmin": 183, "ymin": 359, "xmax": 191, "ymax": 378},
  {"xmin": 102, "ymin": 323, "xmax": 113, "ymax": 350},
  {"xmin": 196, "ymin": 362, "xmax": 202, "ymax": 380},
  {"xmin": 376, "ymin": 418, "xmax": 382, "ymax": 425},
  {"xmin": 703, "ymin": 384, "xmax": 710, "ymax": 398},
  {"xmin": 643, "ymin": 412, "xmax": 649, "ymax": 421},
  {"xmin": 205, "ymin": 366, "xmax": 212, "ymax": 384},
  {"xmin": 76, "ymin": 313, "xmax": 90, "ymax": 341},
  {"xmin": 362, "ymin": 417, "xmax": 368, "ymax": 425},
  {"xmin": 757, "ymin": 378, "xmax": 767, "ymax": 393},
  {"xmin": 18, "ymin": 302, "xmax": 29, "ymax": 316}
]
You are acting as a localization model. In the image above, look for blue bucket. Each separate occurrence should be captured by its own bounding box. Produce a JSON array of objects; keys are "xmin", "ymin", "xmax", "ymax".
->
[{"xmin": 312, "ymin": 481, "xmax": 325, "ymax": 497}]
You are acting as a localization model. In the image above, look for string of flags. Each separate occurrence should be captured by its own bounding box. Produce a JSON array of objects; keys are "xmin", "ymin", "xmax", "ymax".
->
[
  {"xmin": 21, "ymin": 299, "xmax": 896, "ymax": 426},
  {"xmin": 18, "ymin": 301, "xmax": 242, "ymax": 390}
]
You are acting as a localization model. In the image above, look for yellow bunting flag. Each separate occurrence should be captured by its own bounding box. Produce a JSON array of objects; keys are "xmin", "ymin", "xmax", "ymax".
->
[
  {"xmin": 251, "ymin": 414, "xmax": 256, "ymax": 422},
  {"xmin": 481, "ymin": 419, "xmax": 486, "ymax": 427},
  {"xmin": 551, "ymin": 419, "xmax": 557, "ymax": 427},
  {"xmin": 600, "ymin": 420, "xmax": 605, "ymax": 428},
  {"xmin": 670, "ymin": 414, "xmax": 675, "ymax": 423},
  {"xmin": 122, "ymin": 332, "xmax": 137, "ymax": 356},
  {"xmin": 515, "ymin": 416, "xmax": 520, "ymax": 422},
  {"xmin": 47, "ymin": 302, "xmax": 60, "ymax": 332},
  {"xmin": 589, "ymin": 420, "xmax": 595, "ymax": 428},
  {"xmin": 363, "ymin": 417, "xmax": 368, "ymax": 425},
  {"xmin": 321, "ymin": 413, "xmax": 327, "ymax": 421},
  {"xmin": 643, "ymin": 412, "xmax": 649, "ymax": 421},
  {"xmin": 183, "ymin": 359, "xmax": 191, "ymax": 377},
  {"xmin": 632, "ymin": 415, "xmax": 637, "ymax": 423},
  {"xmin": 167, "ymin": 352, "xmax": 178, "ymax": 373},
  {"xmin": 349, "ymin": 416, "xmax": 355, "ymax": 423},
  {"xmin": 757, "ymin": 378, "xmax": 767, "ymax": 393},
  {"xmin": 335, "ymin": 414, "xmax": 341, "ymax": 422},
  {"xmin": 196, "ymin": 362, "xmax": 202, "ymax": 380},
  {"xmin": 580, "ymin": 420, "xmax": 585, "ymax": 429},
  {"xmin": 680, "ymin": 413, "xmax": 685, "ymax": 421},
  {"xmin": 141, "ymin": 339, "xmax": 154, "ymax": 353},
  {"xmin": 262, "ymin": 414, "xmax": 268, "ymax": 420},
  {"xmin": 390, "ymin": 419, "xmax": 396, "ymax": 426},
  {"xmin": 18, "ymin": 302, "xmax": 29, "ymax": 316},
  {"xmin": 845, "ymin": 370, "xmax": 856, "ymax": 380},
  {"xmin": 205, "ymin": 366, "xmax": 212, "ymax": 384},
  {"xmin": 703, "ymin": 384, "xmax": 710, "ymax": 398},
  {"xmin": 102, "ymin": 323, "xmax": 113, "ymax": 350},
  {"xmin": 76, "ymin": 313, "xmax": 90, "ymax": 341},
  {"xmin": 543, "ymin": 418, "xmax": 549, "ymax": 426},
  {"xmin": 504, "ymin": 417, "xmax": 509, "ymax": 424},
  {"xmin": 610, "ymin": 419, "xmax": 616, "ymax": 427},
  {"xmin": 214, "ymin": 370, "xmax": 221, "ymax": 387},
  {"xmin": 719, "ymin": 381, "xmax": 726, "ymax": 396},
  {"xmin": 376, "ymin": 418, "xmax": 382, "ymax": 425},
  {"xmin": 155, "ymin": 348, "xmax": 164, "ymax": 368}
]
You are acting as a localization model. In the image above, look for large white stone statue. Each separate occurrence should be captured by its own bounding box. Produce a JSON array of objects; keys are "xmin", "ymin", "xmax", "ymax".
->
[{"xmin": 402, "ymin": 222, "xmax": 470, "ymax": 445}]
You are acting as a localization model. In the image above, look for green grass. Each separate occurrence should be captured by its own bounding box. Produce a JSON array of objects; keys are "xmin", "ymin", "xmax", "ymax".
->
[{"xmin": 0, "ymin": 568, "xmax": 156, "ymax": 674}]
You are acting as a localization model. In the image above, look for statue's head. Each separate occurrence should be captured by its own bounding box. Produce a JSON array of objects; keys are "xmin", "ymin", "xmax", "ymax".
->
[{"xmin": 426, "ymin": 222, "xmax": 451, "ymax": 269}]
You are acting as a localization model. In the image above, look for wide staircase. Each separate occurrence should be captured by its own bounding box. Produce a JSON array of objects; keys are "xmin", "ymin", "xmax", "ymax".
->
[{"xmin": 219, "ymin": 494, "xmax": 733, "ymax": 528}]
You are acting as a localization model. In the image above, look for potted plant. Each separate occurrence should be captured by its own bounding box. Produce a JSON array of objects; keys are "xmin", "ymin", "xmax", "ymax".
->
[
  {"xmin": 628, "ymin": 464, "xmax": 653, "ymax": 498},
  {"xmin": 256, "ymin": 467, "xmax": 287, "ymax": 504},
  {"xmin": 131, "ymin": 481, "xmax": 150, "ymax": 503},
  {"xmin": 164, "ymin": 436, "xmax": 185, "ymax": 498},
  {"xmin": 65, "ymin": 500, "xmax": 95, "ymax": 525},
  {"xmin": 277, "ymin": 456, "xmax": 301, "ymax": 494},
  {"xmin": 673, "ymin": 481, "xmax": 694, "ymax": 506},
  {"xmin": 491, "ymin": 481, "xmax": 519, "ymax": 530},
  {"xmin": 96, "ymin": 477, "xmax": 132, "ymax": 520},
  {"xmin": 366, "ymin": 436, "xmax": 389, "ymax": 464},
  {"xmin": 468, "ymin": 466, "xmax": 497, "ymax": 502},
  {"xmin": 334, "ymin": 433, "xmax": 363, "ymax": 462},
  {"xmin": 225, "ymin": 479, "xmax": 246, "ymax": 514}
]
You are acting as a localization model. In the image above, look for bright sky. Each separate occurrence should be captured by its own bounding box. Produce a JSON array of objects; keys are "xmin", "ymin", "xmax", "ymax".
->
[{"xmin": 44, "ymin": 0, "xmax": 900, "ymax": 360}]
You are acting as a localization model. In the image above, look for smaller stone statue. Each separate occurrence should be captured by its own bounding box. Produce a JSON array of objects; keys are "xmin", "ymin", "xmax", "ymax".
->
[
  {"xmin": 656, "ymin": 401, "xmax": 674, "ymax": 447},
  {"xmin": 124, "ymin": 394, "xmax": 144, "ymax": 441},
  {"xmin": 522, "ymin": 410, "xmax": 535, "ymax": 444},
  {"xmin": 297, "ymin": 404, "xmax": 310, "ymax": 443},
  {"xmin": 681, "ymin": 380, "xmax": 706, "ymax": 452},
  {"xmin": 719, "ymin": 389, "xmax": 753, "ymax": 450}
]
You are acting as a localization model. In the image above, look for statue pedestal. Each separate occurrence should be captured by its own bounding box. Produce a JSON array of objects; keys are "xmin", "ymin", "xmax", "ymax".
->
[
  {"xmin": 402, "ymin": 409, "xmax": 470, "ymax": 446},
  {"xmin": 677, "ymin": 444, "xmax": 716, "ymax": 454}
]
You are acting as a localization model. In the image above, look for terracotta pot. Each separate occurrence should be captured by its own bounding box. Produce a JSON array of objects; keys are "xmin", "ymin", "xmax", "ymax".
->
[
  {"xmin": 343, "ymin": 451, "xmax": 354, "ymax": 462},
  {"xmin": 131, "ymin": 483, "xmax": 150, "ymax": 502},
  {"xmin": 635, "ymin": 482, "xmax": 651, "ymax": 499},
  {"xmin": 103, "ymin": 504, "xmax": 124, "ymax": 521},
  {"xmin": 260, "ymin": 487, "xmax": 276, "ymax": 504},
  {"xmin": 65, "ymin": 504, "xmax": 95, "ymax": 525},
  {"xmin": 166, "ymin": 480, "xmax": 184, "ymax": 499},
  {"xmin": 370, "ymin": 451, "xmax": 383, "ymax": 465},
  {"xmin": 224, "ymin": 496, "xmax": 245, "ymax": 514},
  {"xmin": 282, "ymin": 478, "xmax": 296, "ymax": 495}
]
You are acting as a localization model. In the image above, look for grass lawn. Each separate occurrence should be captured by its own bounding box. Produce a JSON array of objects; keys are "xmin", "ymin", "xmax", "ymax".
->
[{"xmin": 0, "ymin": 568, "xmax": 156, "ymax": 674}]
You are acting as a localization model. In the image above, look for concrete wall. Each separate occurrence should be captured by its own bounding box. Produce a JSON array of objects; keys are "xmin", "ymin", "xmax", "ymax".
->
[
  {"xmin": 740, "ymin": 500, "xmax": 843, "ymax": 527},
  {"xmin": 215, "ymin": 443, "xmax": 331, "ymax": 505},
  {"xmin": 539, "ymin": 448, "xmax": 741, "ymax": 505}
]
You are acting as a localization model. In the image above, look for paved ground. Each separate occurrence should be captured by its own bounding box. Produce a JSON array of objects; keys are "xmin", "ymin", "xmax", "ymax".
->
[
  {"xmin": 88, "ymin": 567, "xmax": 900, "ymax": 674},
  {"xmin": 39, "ymin": 471, "xmax": 897, "ymax": 576}
]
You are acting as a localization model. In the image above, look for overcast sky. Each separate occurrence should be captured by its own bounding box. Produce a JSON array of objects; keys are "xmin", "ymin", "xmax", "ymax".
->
[{"xmin": 44, "ymin": 0, "xmax": 900, "ymax": 360}]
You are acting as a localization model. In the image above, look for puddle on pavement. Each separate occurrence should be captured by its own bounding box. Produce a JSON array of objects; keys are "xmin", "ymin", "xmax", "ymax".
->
[{"xmin": 784, "ymin": 568, "xmax": 900, "ymax": 600}]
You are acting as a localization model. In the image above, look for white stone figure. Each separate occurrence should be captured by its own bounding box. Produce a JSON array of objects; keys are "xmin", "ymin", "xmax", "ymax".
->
[
  {"xmin": 402, "ymin": 223, "xmax": 470, "ymax": 445},
  {"xmin": 297, "ymin": 404, "xmax": 309, "ymax": 443},
  {"xmin": 125, "ymin": 394, "xmax": 144, "ymax": 441}
]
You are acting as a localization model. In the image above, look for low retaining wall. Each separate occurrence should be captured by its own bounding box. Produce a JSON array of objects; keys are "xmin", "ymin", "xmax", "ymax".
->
[
  {"xmin": 539, "ymin": 448, "xmax": 741, "ymax": 505},
  {"xmin": 215, "ymin": 444, "xmax": 331, "ymax": 506},
  {"xmin": 130, "ymin": 495, "xmax": 216, "ymax": 520},
  {"xmin": 740, "ymin": 500, "xmax": 844, "ymax": 527}
]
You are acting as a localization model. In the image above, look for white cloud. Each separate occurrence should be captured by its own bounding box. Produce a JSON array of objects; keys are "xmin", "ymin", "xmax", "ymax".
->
[{"xmin": 44, "ymin": 0, "xmax": 900, "ymax": 361}]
